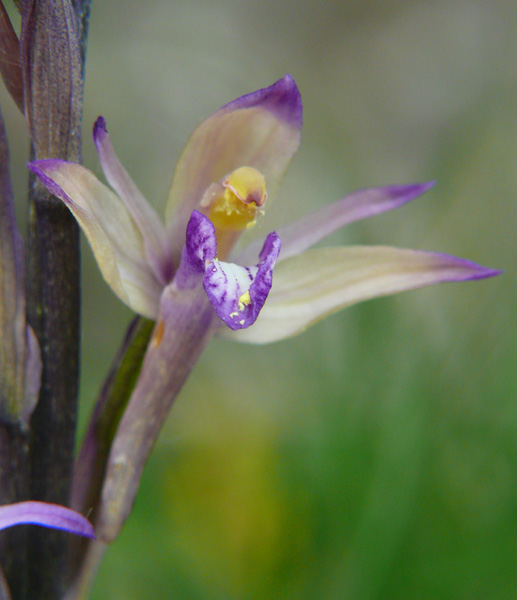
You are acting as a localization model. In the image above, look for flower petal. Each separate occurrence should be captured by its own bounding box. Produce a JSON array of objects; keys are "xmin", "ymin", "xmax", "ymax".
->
[
  {"xmin": 222, "ymin": 246, "xmax": 501, "ymax": 343},
  {"xmin": 240, "ymin": 182, "xmax": 435, "ymax": 263},
  {"xmin": 0, "ymin": 501, "xmax": 94, "ymax": 538},
  {"xmin": 184, "ymin": 211, "xmax": 281, "ymax": 329},
  {"xmin": 92, "ymin": 117, "xmax": 172, "ymax": 284},
  {"xmin": 28, "ymin": 159, "xmax": 162, "ymax": 318},
  {"xmin": 165, "ymin": 75, "xmax": 302, "ymax": 251}
]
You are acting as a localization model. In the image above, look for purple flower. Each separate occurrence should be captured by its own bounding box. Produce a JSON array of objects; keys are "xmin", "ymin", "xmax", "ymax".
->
[
  {"xmin": 28, "ymin": 75, "xmax": 499, "ymax": 343},
  {"xmin": 0, "ymin": 501, "xmax": 94, "ymax": 538}
]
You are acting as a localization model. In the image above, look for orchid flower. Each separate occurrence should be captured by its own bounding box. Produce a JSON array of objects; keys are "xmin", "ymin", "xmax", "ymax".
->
[
  {"xmin": 28, "ymin": 75, "xmax": 498, "ymax": 344},
  {"xmin": 0, "ymin": 501, "xmax": 94, "ymax": 538}
]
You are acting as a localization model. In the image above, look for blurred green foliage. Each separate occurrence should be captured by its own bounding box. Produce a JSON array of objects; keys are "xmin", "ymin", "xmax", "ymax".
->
[{"xmin": 2, "ymin": 0, "xmax": 515, "ymax": 598}]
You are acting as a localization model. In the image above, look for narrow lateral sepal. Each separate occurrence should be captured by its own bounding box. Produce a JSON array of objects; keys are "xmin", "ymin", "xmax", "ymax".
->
[{"xmin": 224, "ymin": 246, "xmax": 501, "ymax": 344}]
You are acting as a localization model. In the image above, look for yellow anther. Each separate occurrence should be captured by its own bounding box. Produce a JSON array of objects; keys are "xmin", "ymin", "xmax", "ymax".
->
[
  {"xmin": 207, "ymin": 166, "xmax": 268, "ymax": 232},
  {"xmin": 223, "ymin": 167, "xmax": 267, "ymax": 207}
]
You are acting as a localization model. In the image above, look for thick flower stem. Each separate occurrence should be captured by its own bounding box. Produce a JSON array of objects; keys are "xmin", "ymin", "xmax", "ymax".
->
[
  {"xmin": 20, "ymin": 0, "xmax": 91, "ymax": 595},
  {"xmin": 0, "ymin": 424, "xmax": 29, "ymax": 600},
  {"xmin": 0, "ymin": 103, "xmax": 33, "ymax": 599},
  {"xmin": 26, "ymin": 181, "xmax": 81, "ymax": 600}
]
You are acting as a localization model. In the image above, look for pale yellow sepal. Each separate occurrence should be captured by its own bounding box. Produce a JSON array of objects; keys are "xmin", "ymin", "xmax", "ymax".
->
[
  {"xmin": 222, "ymin": 245, "xmax": 478, "ymax": 344},
  {"xmin": 35, "ymin": 163, "xmax": 162, "ymax": 318}
]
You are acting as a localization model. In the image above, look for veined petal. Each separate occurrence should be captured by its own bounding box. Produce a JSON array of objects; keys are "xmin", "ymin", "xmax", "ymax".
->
[
  {"xmin": 240, "ymin": 182, "xmax": 435, "ymax": 263},
  {"xmin": 223, "ymin": 246, "xmax": 501, "ymax": 344},
  {"xmin": 166, "ymin": 75, "xmax": 302, "ymax": 248},
  {"xmin": 184, "ymin": 211, "xmax": 281, "ymax": 329},
  {"xmin": 93, "ymin": 117, "xmax": 172, "ymax": 284},
  {"xmin": 28, "ymin": 160, "xmax": 162, "ymax": 318},
  {"xmin": 0, "ymin": 501, "xmax": 94, "ymax": 538}
]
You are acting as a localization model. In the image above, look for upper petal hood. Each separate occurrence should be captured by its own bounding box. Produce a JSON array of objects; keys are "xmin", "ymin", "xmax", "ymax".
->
[{"xmin": 165, "ymin": 75, "xmax": 302, "ymax": 250}]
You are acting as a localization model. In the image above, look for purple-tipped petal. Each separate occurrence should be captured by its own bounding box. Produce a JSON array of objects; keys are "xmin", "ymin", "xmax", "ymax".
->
[
  {"xmin": 93, "ymin": 117, "xmax": 172, "ymax": 284},
  {"xmin": 221, "ymin": 74, "xmax": 302, "ymax": 130},
  {"xmin": 204, "ymin": 232, "xmax": 281, "ymax": 330},
  {"xmin": 28, "ymin": 159, "xmax": 162, "ymax": 318},
  {"xmin": 165, "ymin": 75, "xmax": 302, "ymax": 253},
  {"xmin": 0, "ymin": 501, "xmax": 94, "ymax": 538},
  {"xmin": 241, "ymin": 182, "xmax": 436, "ymax": 263},
  {"xmin": 222, "ymin": 245, "xmax": 500, "ymax": 344}
]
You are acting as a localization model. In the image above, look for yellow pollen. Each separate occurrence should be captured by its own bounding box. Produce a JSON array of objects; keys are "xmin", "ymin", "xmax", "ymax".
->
[
  {"xmin": 238, "ymin": 291, "xmax": 251, "ymax": 311},
  {"xmin": 207, "ymin": 166, "xmax": 267, "ymax": 231}
]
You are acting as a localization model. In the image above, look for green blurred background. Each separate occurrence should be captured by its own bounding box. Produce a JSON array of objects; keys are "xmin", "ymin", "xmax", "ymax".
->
[{"xmin": 2, "ymin": 1, "xmax": 516, "ymax": 598}]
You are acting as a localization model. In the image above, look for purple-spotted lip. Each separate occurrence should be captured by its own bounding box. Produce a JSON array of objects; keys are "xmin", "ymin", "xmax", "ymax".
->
[
  {"xmin": 182, "ymin": 211, "xmax": 281, "ymax": 330},
  {"xmin": 204, "ymin": 232, "xmax": 281, "ymax": 330}
]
